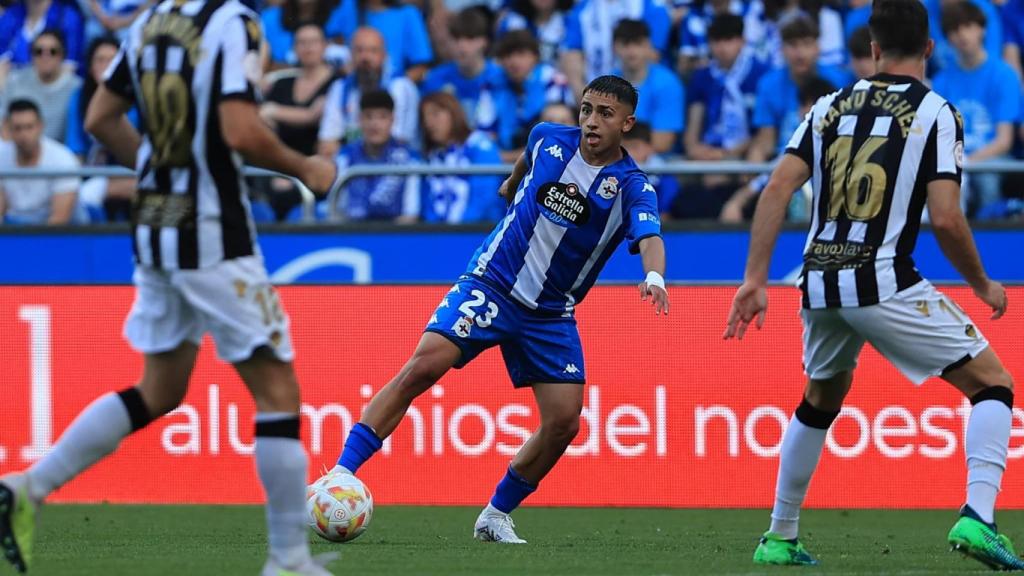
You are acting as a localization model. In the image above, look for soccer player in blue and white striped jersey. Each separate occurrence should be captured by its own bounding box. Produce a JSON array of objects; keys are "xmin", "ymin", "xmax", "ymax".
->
[{"xmin": 318, "ymin": 75, "xmax": 669, "ymax": 544}]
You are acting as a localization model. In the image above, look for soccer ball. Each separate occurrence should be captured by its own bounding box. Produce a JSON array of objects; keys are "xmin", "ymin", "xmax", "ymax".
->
[{"xmin": 306, "ymin": 471, "xmax": 373, "ymax": 543}]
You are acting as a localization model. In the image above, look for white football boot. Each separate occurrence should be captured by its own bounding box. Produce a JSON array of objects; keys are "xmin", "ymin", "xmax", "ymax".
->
[
  {"xmin": 260, "ymin": 552, "xmax": 338, "ymax": 576},
  {"xmin": 473, "ymin": 504, "xmax": 527, "ymax": 544}
]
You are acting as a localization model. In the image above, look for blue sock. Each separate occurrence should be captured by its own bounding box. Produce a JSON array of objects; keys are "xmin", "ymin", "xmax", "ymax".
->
[
  {"xmin": 337, "ymin": 423, "xmax": 383, "ymax": 473},
  {"xmin": 489, "ymin": 466, "xmax": 537, "ymax": 514}
]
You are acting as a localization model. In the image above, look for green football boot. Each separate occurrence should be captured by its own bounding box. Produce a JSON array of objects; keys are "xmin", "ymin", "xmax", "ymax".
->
[
  {"xmin": 753, "ymin": 532, "xmax": 819, "ymax": 566},
  {"xmin": 948, "ymin": 505, "xmax": 1024, "ymax": 571},
  {"xmin": 0, "ymin": 474, "xmax": 36, "ymax": 574}
]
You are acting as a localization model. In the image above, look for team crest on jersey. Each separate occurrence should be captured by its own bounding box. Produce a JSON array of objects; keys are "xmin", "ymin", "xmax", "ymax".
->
[
  {"xmin": 536, "ymin": 182, "xmax": 591, "ymax": 227},
  {"xmin": 597, "ymin": 177, "xmax": 618, "ymax": 200},
  {"xmin": 453, "ymin": 316, "xmax": 473, "ymax": 338}
]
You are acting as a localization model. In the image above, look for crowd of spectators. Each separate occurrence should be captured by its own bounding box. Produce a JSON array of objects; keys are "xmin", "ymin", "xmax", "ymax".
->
[{"xmin": 0, "ymin": 0, "xmax": 1022, "ymax": 226}]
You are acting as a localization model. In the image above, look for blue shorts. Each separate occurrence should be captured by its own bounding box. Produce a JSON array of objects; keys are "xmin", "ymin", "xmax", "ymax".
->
[{"xmin": 425, "ymin": 276, "xmax": 585, "ymax": 388}]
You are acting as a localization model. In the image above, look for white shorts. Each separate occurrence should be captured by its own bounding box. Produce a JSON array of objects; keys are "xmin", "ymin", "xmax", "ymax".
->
[
  {"xmin": 124, "ymin": 256, "xmax": 294, "ymax": 363},
  {"xmin": 801, "ymin": 280, "xmax": 989, "ymax": 384}
]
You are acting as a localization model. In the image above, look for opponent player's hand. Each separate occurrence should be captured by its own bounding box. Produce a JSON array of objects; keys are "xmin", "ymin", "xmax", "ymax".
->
[
  {"xmin": 974, "ymin": 280, "xmax": 1008, "ymax": 320},
  {"xmin": 724, "ymin": 282, "xmax": 767, "ymax": 340},
  {"xmin": 300, "ymin": 156, "xmax": 339, "ymax": 195},
  {"xmin": 639, "ymin": 281, "xmax": 670, "ymax": 315}
]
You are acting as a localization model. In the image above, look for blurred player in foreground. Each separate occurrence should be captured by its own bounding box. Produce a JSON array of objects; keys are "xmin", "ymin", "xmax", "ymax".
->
[
  {"xmin": 0, "ymin": 0, "xmax": 339, "ymax": 574},
  {"xmin": 317, "ymin": 75, "xmax": 669, "ymax": 544},
  {"xmin": 725, "ymin": 0, "xmax": 1020, "ymax": 569}
]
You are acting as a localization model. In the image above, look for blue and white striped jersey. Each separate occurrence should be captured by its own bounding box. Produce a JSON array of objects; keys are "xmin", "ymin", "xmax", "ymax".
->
[{"xmin": 466, "ymin": 123, "xmax": 662, "ymax": 315}]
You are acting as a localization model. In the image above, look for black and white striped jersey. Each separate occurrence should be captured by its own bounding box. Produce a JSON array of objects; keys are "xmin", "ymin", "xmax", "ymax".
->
[
  {"xmin": 104, "ymin": 0, "xmax": 263, "ymax": 270},
  {"xmin": 786, "ymin": 73, "xmax": 965, "ymax": 309}
]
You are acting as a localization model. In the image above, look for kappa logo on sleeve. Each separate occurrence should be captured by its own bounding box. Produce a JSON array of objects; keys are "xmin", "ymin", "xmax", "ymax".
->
[{"xmin": 545, "ymin": 144, "xmax": 564, "ymax": 161}]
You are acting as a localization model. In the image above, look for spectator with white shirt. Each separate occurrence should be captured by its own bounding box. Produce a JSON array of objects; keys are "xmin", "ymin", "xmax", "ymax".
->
[
  {"xmin": 317, "ymin": 26, "xmax": 419, "ymax": 158},
  {"xmin": 0, "ymin": 99, "xmax": 81, "ymax": 225}
]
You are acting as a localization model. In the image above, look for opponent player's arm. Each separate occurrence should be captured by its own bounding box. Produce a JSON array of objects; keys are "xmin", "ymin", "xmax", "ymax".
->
[
  {"xmin": 927, "ymin": 180, "xmax": 992, "ymax": 290},
  {"xmin": 742, "ymin": 154, "xmax": 809, "ymax": 285},
  {"xmin": 84, "ymin": 85, "xmax": 140, "ymax": 169},
  {"xmin": 220, "ymin": 100, "xmax": 336, "ymax": 195}
]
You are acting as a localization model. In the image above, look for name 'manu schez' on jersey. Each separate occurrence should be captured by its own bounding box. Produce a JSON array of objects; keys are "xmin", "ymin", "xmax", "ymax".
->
[
  {"xmin": 787, "ymin": 74, "xmax": 965, "ymax": 310},
  {"xmin": 468, "ymin": 123, "xmax": 662, "ymax": 316},
  {"xmin": 105, "ymin": 0, "xmax": 264, "ymax": 270}
]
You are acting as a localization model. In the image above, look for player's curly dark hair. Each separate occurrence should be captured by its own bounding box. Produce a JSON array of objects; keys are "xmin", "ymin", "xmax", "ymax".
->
[{"xmin": 582, "ymin": 75, "xmax": 639, "ymax": 112}]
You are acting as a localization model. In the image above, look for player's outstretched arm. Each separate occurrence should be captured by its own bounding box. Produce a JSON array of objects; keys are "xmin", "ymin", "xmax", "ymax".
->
[
  {"xmin": 927, "ymin": 179, "xmax": 1007, "ymax": 319},
  {"xmin": 498, "ymin": 150, "xmax": 529, "ymax": 204},
  {"xmin": 220, "ymin": 100, "xmax": 337, "ymax": 195},
  {"xmin": 724, "ymin": 154, "xmax": 809, "ymax": 340},
  {"xmin": 84, "ymin": 85, "xmax": 140, "ymax": 169},
  {"xmin": 638, "ymin": 235, "xmax": 669, "ymax": 315}
]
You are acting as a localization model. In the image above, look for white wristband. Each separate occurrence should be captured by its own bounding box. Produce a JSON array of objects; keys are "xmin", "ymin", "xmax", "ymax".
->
[{"xmin": 645, "ymin": 271, "xmax": 665, "ymax": 290}]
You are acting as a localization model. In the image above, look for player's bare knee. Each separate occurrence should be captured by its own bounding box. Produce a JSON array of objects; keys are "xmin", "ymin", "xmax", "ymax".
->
[
  {"xmin": 978, "ymin": 369, "xmax": 1014, "ymax": 393},
  {"xmin": 252, "ymin": 372, "xmax": 300, "ymax": 413},
  {"xmin": 543, "ymin": 412, "xmax": 581, "ymax": 445},
  {"xmin": 397, "ymin": 357, "xmax": 443, "ymax": 399}
]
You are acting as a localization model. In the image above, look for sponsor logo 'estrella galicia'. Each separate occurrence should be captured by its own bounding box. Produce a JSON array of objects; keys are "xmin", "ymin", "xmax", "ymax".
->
[{"xmin": 536, "ymin": 182, "xmax": 591, "ymax": 226}]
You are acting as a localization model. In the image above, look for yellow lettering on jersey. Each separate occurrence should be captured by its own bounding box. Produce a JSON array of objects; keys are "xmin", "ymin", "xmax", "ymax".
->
[
  {"xmin": 818, "ymin": 86, "xmax": 918, "ymax": 138},
  {"xmin": 142, "ymin": 13, "xmax": 203, "ymax": 65},
  {"xmin": 246, "ymin": 19, "xmax": 261, "ymax": 44}
]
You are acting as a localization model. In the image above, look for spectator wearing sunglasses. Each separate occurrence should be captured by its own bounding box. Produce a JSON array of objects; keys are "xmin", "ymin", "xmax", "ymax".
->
[{"xmin": 0, "ymin": 29, "xmax": 81, "ymax": 142}]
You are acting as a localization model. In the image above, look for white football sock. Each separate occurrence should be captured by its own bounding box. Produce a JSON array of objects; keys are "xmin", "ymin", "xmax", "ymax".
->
[
  {"xmin": 769, "ymin": 416, "xmax": 828, "ymax": 540},
  {"xmin": 255, "ymin": 413, "xmax": 311, "ymax": 568},
  {"xmin": 26, "ymin": 392, "xmax": 133, "ymax": 503},
  {"xmin": 965, "ymin": 399, "xmax": 1011, "ymax": 525}
]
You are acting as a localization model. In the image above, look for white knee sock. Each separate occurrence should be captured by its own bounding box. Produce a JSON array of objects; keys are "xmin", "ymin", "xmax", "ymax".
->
[
  {"xmin": 26, "ymin": 392, "xmax": 136, "ymax": 503},
  {"xmin": 965, "ymin": 399, "xmax": 1011, "ymax": 525},
  {"xmin": 769, "ymin": 413, "xmax": 830, "ymax": 540},
  {"xmin": 255, "ymin": 413, "xmax": 311, "ymax": 568}
]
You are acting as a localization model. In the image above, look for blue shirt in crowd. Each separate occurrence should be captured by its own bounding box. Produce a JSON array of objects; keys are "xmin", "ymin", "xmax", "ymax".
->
[
  {"xmin": 677, "ymin": 1, "xmax": 746, "ymax": 60},
  {"xmin": 844, "ymin": 5, "xmax": 870, "ymax": 40},
  {"xmin": 613, "ymin": 63, "xmax": 686, "ymax": 135},
  {"xmin": 342, "ymin": 0, "xmax": 434, "ymax": 76},
  {"xmin": 477, "ymin": 63, "xmax": 575, "ymax": 151},
  {"xmin": 753, "ymin": 65, "xmax": 852, "ymax": 155},
  {"xmin": 496, "ymin": 9, "xmax": 567, "ymax": 65},
  {"xmin": 422, "ymin": 61, "xmax": 505, "ymax": 128},
  {"xmin": 333, "ymin": 139, "xmax": 422, "ymax": 221},
  {"xmin": 932, "ymin": 56, "xmax": 1022, "ymax": 154},
  {"xmin": 261, "ymin": 4, "xmax": 353, "ymax": 65},
  {"xmin": 688, "ymin": 50, "xmax": 769, "ymax": 149},
  {"xmin": 422, "ymin": 132, "xmax": 506, "ymax": 224},
  {"xmin": 0, "ymin": 1, "xmax": 83, "ymax": 66},
  {"xmin": 1003, "ymin": 0, "xmax": 1024, "ymax": 57}
]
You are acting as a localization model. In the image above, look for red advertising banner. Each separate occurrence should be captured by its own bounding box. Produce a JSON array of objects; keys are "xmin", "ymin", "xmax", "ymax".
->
[{"xmin": 0, "ymin": 285, "xmax": 1022, "ymax": 508}]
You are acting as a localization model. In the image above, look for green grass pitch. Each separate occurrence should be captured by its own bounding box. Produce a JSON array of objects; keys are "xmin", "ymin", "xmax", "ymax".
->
[{"xmin": 22, "ymin": 505, "xmax": 1021, "ymax": 575}]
